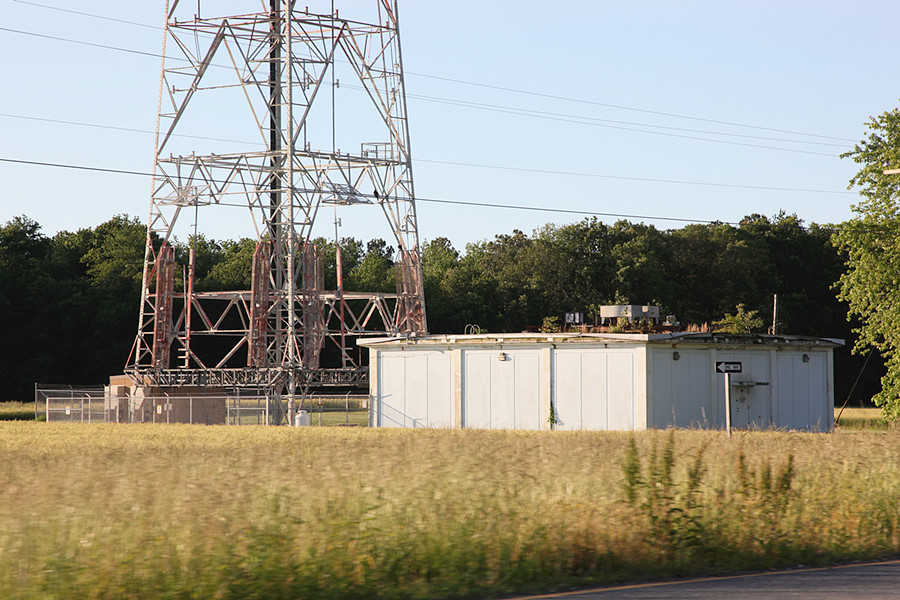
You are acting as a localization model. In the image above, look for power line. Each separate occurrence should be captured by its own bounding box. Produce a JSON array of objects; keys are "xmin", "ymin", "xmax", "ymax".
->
[
  {"xmin": 417, "ymin": 196, "xmax": 737, "ymax": 226},
  {"xmin": 0, "ymin": 157, "xmax": 153, "ymax": 178},
  {"xmin": 7, "ymin": 2, "xmax": 857, "ymax": 146},
  {"xmin": 335, "ymin": 82, "xmax": 843, "ymax": 156},
  {"xmin": 409, "ymin": 72, "xmax": 858, "ymax": 143},
  {"xmin": 12, "ymin": 0, "xmax": 158, "ymax": 30},
  {"xmin": 402, "ymin": 91, "xmax": 848, "ymax": 149},
  {"xmin": 0, "ymin": 108, "xmax": 851, "ymax": 194},
  {"xmin": 0, "ymin": 156, "xmax": 851, "ymax": 229},
  {"xmin": 0, "ymin": 113, "xmax": 260, "ymax": 146},
  {"xmin": 1, "ymin": 78, "xmax": 840, "ymax": 162},
  {"xmin": 415, "ymin": 158, "xmax": 854, "ymax": 195},
  {"xmin": 0, "ymin": 6, "xmax": 857, "ymax": 229},
  {"xmin": 0, "ymin": 26, "xmax": 162, "ymax": 59},
  {"xmin": 0, "ymin": 17, "xmax": 854, "ymax": 158},
  {"xmin": 403, "ymin": 93, "xmax": 837, "ymax": 157}
]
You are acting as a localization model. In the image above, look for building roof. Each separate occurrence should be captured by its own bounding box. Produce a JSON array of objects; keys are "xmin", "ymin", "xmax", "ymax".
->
[{"xmin": 358, "ymin": 332, "xmax": 844, "ymax": 349}]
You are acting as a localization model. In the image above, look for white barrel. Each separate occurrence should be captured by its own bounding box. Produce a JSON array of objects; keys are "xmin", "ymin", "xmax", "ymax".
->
[{"xmin": 294, "ymin": 410, "xmax": 311, "ymax": 427}]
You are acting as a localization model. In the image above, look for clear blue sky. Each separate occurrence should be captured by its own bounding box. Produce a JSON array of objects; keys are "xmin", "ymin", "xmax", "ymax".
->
[{"xmin": 1, "ymin": 0, "xmax": 898, "ymax": 250}]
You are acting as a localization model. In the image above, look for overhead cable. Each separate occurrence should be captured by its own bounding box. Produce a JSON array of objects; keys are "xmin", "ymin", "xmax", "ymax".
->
[
  {"xmin": 0, "ymin": 156, "xmax": 852, "ymax": 230},
  {"xmin": 5, "ymin": 3, "xmax": 856, "ymax": 145}
]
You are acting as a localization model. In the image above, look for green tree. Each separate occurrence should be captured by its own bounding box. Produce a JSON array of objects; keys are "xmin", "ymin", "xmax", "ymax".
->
[
  {"xmin": 420, "ymin": 237, "xmax": 460, "ymax": 332},
  {"xmin": 666, "ymin": 221, "xmax": 771, "ymax": 326},
  {"xmin": 79, "ymin": 215, "xmax": 147, "ymax": 378},
  {"xmin": 201, "ymin": 238, "xmax": 256, "ymax": 290},
  {"xmin": 347, "ymin": 238, "xmax": 395, "ymax": 292},
  {"xmin": 81, "ymin": 215, "xmax": 146, "ymax": 292},
  {"xmin": 479, "ymin": 229, "xmax": 545, "ymax": 330},
  {"xmin": 553, "ymin": 218, "xmax": 619, "ymax": 310},
  {"xmin": 834, "ymin": 105, "xmax": 900, "ymax": 419},
  {"xmin": 175, "ymin": 234, "xmax": 226, "ymax": 288},
  {"xmin": 713, "ymin": 303, "xmax": 764, "ymax": 334},
  {"xmin": 432, "ymin": 241, "xmax": 502, "ymax": 332},
  {"xmin": 0, "ymin": 217, "xmax": 54, "ymax": 401},
  {"xmin": 0, "ymin": 216, "xmax": 147, "ymax": 399},
  {"xmin": 608, "ymin": 220, "xmax": 671, "ymax": 307}
]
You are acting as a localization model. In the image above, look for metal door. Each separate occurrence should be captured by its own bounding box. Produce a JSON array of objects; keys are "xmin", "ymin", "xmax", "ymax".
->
[{"xmin": 716, "ymin": 352, "xmax": 771, "ymax": 429}]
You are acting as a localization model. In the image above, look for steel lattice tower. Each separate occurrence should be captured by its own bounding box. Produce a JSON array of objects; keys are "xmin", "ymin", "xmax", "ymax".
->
[{"xmin": 126, "ymin": 0, "xmax": 426, "ymax": 420}]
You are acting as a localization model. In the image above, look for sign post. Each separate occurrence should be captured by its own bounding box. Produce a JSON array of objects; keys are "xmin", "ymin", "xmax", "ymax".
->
[
  {"xmin": 715, "ymin": 361, "xmax": 742, "ymax": 437},
  {"xmin": 724, "ymin": 372, "xmax": 732, "ymax": 436}
]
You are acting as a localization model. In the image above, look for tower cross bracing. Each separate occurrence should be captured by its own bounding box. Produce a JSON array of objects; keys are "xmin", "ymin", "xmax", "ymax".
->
[{"xmin": 127, "ymin": 0, "xmax": 426, "ymax": 416}]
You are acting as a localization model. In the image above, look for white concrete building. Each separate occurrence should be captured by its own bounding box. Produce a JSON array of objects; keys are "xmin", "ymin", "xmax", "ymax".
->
[{"xmin": 358, "ymin": 333, "xmax": 842, "ymax": 432}]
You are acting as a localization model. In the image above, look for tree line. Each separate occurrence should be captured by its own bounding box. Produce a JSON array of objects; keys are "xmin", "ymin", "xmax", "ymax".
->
[{"xmin": 0, "ymin": 211, "xmax": 880, "ymax": 406}]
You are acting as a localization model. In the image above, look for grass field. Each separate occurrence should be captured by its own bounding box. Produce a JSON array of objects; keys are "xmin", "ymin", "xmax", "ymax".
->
[
  {"xmin": 0, "ymin": 402, "xmax": 35, "ymax": 421},
  {"xmin": 2, "ymin": 422, "xmax": 900, "ymax": 599},
  {"xmin": 834, "ymin": 407, "xmax": 895, "ymax": 430}
]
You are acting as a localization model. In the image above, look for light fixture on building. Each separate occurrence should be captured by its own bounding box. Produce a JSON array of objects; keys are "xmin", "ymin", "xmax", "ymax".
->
[
  {"xmin": 802, "ymin": 354, "xmax": 810, "ymax": 363},
  {"xmin": 498, "ymin": 352, "xmax": 508, "ymax": 362},
  {"xmin": 673, "ymin": 351, "xmax": 681, "ymax": 361}
]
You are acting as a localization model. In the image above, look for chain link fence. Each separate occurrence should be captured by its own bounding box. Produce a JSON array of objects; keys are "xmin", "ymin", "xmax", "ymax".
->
[
  {"xmin": 35, "ymin": 384, "xmax": 107, "ymax": 423},
  {"xmin": 35, "ymin": 384, "xmax": 369, "ymax": 426},
  {"xmin": 297, "ymin": 394, "xmax": 370, "ymax": 427}
]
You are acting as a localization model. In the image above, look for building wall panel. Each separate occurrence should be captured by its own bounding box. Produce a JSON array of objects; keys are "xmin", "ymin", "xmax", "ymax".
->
[
  {"xmin": 514, "ymin": 353, "xmax": 541, "ymax": 429},
  {"xmin": 581, "ymin": 353, "xmax": 610, "ymax": 429},
  {"xmin": 777, "ymin": 352, "xmax": 829, "ymax": 431},
  {"xmin": 489, "ymin": 355, "xmax": 516, "ymax": 429},
  {"xmin": 555, "ymin": 352, "xmax": 584, "ymax": 429},
  {"xmin": 463, "ymin": 352, "xmax": 492, "ymax": 428},
  {"xmin": 607, "ymin": 352, "xmax": 635, "ymax": 429},
  {"xmin": 427, "ymin": 353, "xmax": 453, "ymax": 427},
  {"xmin": 378, "ymin": 353, "xmax": 407, "ymax": 427},
  {"xmin": 553, "ymin": 349, "xmax": 636, "ymax": 430},
  {"xmin": 377, "ymin": 351, "xmax": 451, "ymax": 428},
  {"xmin": 651, "ymin": 350, "xmax": 711, "ymax": 428},
  {"xmin": 463, "ymin": 350, "xmax": 542, "ymax": 429}
]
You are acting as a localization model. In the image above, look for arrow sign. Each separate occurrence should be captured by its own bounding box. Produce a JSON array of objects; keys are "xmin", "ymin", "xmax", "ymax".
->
[{"xmin": 716, "ymin": 361, "xmax": 742, "ymax": 373}]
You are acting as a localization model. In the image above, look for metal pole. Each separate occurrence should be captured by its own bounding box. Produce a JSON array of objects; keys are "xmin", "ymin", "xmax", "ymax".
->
[
  {"xmin": 724, "ymin": 372, "xmax": 732, "ymax": 437},
  {"xmin": 284, "ymin": 0, "xmax": 297, "ymax": 427},
  {"xmin": 771, "ymin": 293, "xmax": 778, "ymax": 335}
]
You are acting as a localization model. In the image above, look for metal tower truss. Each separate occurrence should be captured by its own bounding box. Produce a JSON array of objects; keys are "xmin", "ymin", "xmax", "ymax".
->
[{"xmin": 127, "ymin": 0, "xmax": 427, "ymax": 411}]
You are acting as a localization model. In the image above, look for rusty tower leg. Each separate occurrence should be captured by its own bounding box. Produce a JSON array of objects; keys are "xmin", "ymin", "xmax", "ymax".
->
[
  {"xmin": 248, "ymin": 241, "xmax": 271, "ymax": 368},
  {"xmin": 396, "ymin": 249, "xmax": 426, "ymax": 334},
  {"xmin": 152, "ymin": 244, "xmax": 175, "ymax": 369}
]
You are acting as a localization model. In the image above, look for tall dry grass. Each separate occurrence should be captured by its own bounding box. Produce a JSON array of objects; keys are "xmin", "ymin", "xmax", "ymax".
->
[
  {"xmin": 1, "ymin": 423, "xmax": 899, "ymax": 599},
  {"xmin": 0, "ymin": 402, "xmax": 35, "ymax": 421}
]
